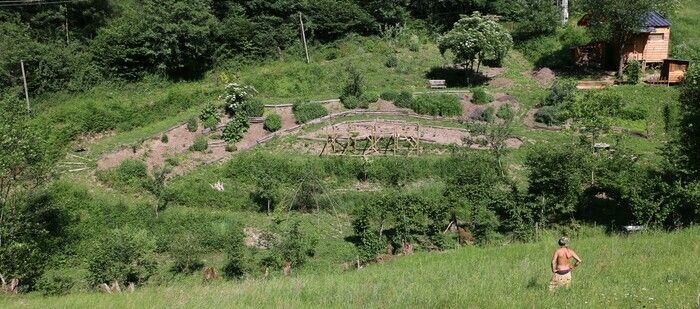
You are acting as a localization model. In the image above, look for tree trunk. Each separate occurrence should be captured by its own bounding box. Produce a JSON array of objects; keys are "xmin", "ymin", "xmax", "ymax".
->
[
  {"xmin": 617, "ymin": 41, "xmax": 627, "ymax": 77},
  {"xmin": 561, "ymin": 0, "xmax": 569, "ymax": 25},
  {"xmin": 267, "ymin": 199, "xmax": 271, "ymax": 215}
]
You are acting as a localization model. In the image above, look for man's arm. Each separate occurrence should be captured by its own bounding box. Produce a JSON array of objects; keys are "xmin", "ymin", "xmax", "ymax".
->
[
  {"xmin": 570, "ymin": 249, "xmax": 582, "ymax": 268},
  {"xmin": 551, "ymin": 251, "xmax": 558, "ymax": 273}
]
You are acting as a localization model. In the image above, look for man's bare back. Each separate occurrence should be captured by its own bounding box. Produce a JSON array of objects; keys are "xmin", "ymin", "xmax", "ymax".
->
[{"xmin": 552, "ymin": 247, "xmax": 581, "ymax": 272}]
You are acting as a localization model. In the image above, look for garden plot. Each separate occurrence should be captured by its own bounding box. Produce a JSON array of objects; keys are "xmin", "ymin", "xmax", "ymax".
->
[{"xmin": 300, "ymin": 120, "xmax": 523, "ymax": 150}]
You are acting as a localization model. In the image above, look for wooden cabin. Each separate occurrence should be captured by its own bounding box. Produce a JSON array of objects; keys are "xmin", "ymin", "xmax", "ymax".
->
[
  {"xmin": 660, "ymin": 59, "xmax": 689, "ymax": 84},
  {"xmin": 575, "ymin": 11, "xmax": 672, "ymax": 68},
  {"xmin": 623, "ymin": 11, "xmax": 671, "ymax": 66}
]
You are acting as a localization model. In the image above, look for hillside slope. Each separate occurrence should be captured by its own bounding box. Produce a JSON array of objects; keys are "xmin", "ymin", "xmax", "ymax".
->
[{"xmin": 4, "ymin": 228, "xmax": 698, "ymax": 308}]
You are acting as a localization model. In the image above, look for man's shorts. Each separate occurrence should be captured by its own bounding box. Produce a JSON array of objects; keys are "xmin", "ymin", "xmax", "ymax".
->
[{"xmin": 549, "ymin": 270, "xmax": 572, "ymax": 290}]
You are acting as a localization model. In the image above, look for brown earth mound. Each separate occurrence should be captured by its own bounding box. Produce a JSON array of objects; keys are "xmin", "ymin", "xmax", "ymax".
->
[{"xmin": 531, "ymin": 67, "xmax": 556, "ymax": 85}]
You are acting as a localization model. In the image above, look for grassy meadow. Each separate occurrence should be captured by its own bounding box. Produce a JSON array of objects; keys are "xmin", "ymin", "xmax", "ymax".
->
[{"xmin": 3, "ymin": 227, "xmax": 698, "ymax": 308}]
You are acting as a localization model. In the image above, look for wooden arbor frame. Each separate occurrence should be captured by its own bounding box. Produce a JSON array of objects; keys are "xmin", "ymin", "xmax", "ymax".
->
[{"xmin": 319, "ymin": 122, "xmax": 422, "ymax": 156}]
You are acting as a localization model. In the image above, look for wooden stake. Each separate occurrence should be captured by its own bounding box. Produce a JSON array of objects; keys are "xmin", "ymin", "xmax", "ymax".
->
[
  {"xmin": 299, "ymin": 12, "xmax": 310, "ymax": 64},
  {"xmin": 20, "ymin": 60, "xmax": 30, "ymax": 113}
]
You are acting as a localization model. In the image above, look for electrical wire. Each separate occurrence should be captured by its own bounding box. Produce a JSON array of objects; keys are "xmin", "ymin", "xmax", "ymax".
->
[{"xmin": 0, "ymin": 0, "xmax": 86, "ymax": 8}]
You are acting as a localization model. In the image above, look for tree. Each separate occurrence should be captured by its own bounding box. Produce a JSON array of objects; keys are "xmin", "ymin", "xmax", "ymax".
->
[
  {"xmin": 92, "ymin": 0, "xmax": 217, "ymax": 79},
  {"xmin": 86, "ymin": 229, "xmax": 156, "ymax": 287},
  {"xmin": 515, "ymin": 0, "xmax": 561, "ymax": 39},
  {"xmin": 676, "ymin": 65, "xmax": 700, "ymax": 178},
  {"xmin": 578, "ymin": 0, "xmax": 676, "ymax": 76},
  {"xmin": 143, "ymin": 166, "xmax": 173, "ymax": 218},
  {"xmin": 525, "ymin": 144, "xmax": 590, "ymax": 226},
  {"xmin": 438, "ymin": 12, "xmax": 513, "ymax": 72}
]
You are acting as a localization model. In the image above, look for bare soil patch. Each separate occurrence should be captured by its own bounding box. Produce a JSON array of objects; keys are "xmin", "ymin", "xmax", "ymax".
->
[
  {"xmin": 529, "ymin": 67, "xmax": 556, "ymax": 86},
  {"xmin": 489, "ymin": 77, "xmax": 513, "ymax": 88},
  {"xmin": 483, "ymin": 67, "xmax": 505, "ymax": 78}
]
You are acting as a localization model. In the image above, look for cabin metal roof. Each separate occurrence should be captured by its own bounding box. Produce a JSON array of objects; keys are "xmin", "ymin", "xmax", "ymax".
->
[{"xmin": 642, "ymin": 11, "xmax": 671, "ymax": 31}]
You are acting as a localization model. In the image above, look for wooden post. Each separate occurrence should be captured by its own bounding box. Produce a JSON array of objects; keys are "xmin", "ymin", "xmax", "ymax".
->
[
  {"xmin": 299, "ymin": 12, "xmax": 310, "ymax": 64},
  {"xmin": 20, "ymin": 60, "xmax": 30, "ymax": 113}
]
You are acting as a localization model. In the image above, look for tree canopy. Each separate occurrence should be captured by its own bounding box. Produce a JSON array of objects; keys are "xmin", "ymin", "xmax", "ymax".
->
[{"xmin": 437, "ymin": 12, "xmax": 513, "ymax": 71}]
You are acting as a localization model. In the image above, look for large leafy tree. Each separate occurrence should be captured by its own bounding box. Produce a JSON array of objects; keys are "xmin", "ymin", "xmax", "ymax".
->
[
  {"xmin": 92, "ymin": 0, "xmax": 217, "ymax": 79},
  {"xmin": 578, "ymin": 0, "xmax": 677, "ymax": 76},
  {"xmin": 438, "ymin": 12, "xmax": 513, "ymax": 72}
]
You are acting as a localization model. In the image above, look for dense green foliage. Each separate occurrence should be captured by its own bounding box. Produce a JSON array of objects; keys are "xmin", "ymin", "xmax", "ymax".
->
[
  {"xmin": 190, "ymin": 135, "xmax": 209, "ymax": 152},
  {"xmin": 222, "ymin": 114, "xmax": 250, "ymax": 143},
  {"xmin": 471, "ymin": 87, "xmax": 493, "ymax": 104},
  {"xmin": 293, "ymin": 101, "xmax": 328, "ymax": 124},
  {"xmin": 86, "ymin": 229, "xmax": 156, "ymax": 287},
  {"xmin": 264, "ymin": 113, "xmax": 282, "ymax": 132},
  {"xmin": 410, "ymin": 94, "xmax": 463, "ymax": 116},
  {"xmin": 438, "ymin": 12, "xmax": 513, "ymax": 70}
]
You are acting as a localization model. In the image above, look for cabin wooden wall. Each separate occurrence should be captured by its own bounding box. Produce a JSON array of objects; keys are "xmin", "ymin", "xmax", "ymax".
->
[{"xmin": 624, "ymin": 27, "xmax": 670, "ymax": 63}]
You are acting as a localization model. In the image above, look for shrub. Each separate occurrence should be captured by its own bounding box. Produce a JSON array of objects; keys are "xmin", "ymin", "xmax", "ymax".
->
[
  {"xmin": 223, "ymin": 83, "xmax": 257, "ymax": 115},
  {"xmin": 275, "ymin": 221, "xmax": 317, "ymax": 267},
  {"xmin": 341, "ymin": 95, "xmax": 360, "ymax": 109},
  {"xmin": 515, "ymin": 0, "xmax": 561, "ymax": 39},
  {"xmin": 385, "ymin": 54, "xmax": 398, "ymax": 68},
  {"xmin": 86, "ymin": 229, "xmax": 156, "ymax": 287},
  {"xmin": 625, "ymin": 60, "xmax": 642, "ymax": 84},
  {"xmin": 380, "ymin": 90, "xmax": 399, "ymax": 101},
  {"xmin": 534, "ymin": 106, "xmax": 559, "ymax": 125},
  {"xmin": 225, "ymin": 143, "xmax": 237, "ymax": 152},
  {"xmin": 186, "ymin": 117, "xmax": 198, "ymax": 132},
  {"xmin": 542, "ymin": 80, "xmax": 577, "ymax": 108},
  {"xmin": 199, "ymin": 103, "xmax": 220, "ymax": 125},
  {"xmin": 36, "ymin": 268, "xmax": 80, "ymax": 296},
  {"xmin": 160, "ymin": 134, "xmax": 169, "ymax": 143},
  {"xmin": 496, "ymin": 104, "xmax": 514, "ymax": 120},
  {"xmin": 222, "ymin": 114, "xmax": 250, "ymax": 143},
  {"xmin": 98, "ymin": 159, "xmax": 148, "ymax": 189},
  {"xmin": 241, "ymin": 98, "xmax": 265, "ymax": 117},
  {"xmin": 360, "ymin": 92, "xmax": 379, "ymax": 105},
  {"xmin": 203, "ymin": 117, "xmax": 219, "ymax": 130},
  {"xmin": 411, "ymin": 94, "xmax": 463, "ymax": 116},
  {"xmin": 190, "ymin": 135, "xmax": 209, "ymax": 152},
  {"xmin": 293, "ymin": 101, "xmax": 328, "ymax": 124},
  {"xmin": 357, "ymin": 231, "xmax": 386, "ymax": 263},
  {"xmin": 472, "ymin": 88, "xmax": 493, "ymax": 104},
  {"xmin": 478, "ymin": 106, "xmax": 496, "ymax": 122},
  {"xmin": 394, "ymin": 90, "xmax": 414, "ymax": 108},
  {"xmin": 408, "ymin": 34, "xmax": 421, "ymax": 52},
  {"xmin": 341, "ymin": 66, "xmax": 364, "ymax": 99},
  {"xmin": 222, "ymin": 224, "xmax": 248, "ymax": 279},
  {"xmin": 169, "ymin": 233, "xmax": 203, "ymax": 274},
  {"xmin": 620, "ymin": 106, "xmax": 648, "ymax": 121},
  {"xmin": 264, "ymin": 113, "xmax": 282, "ymax": 132}
]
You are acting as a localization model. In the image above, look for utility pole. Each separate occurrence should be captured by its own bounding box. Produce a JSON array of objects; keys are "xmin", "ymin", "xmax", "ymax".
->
[
  {"xmin": 561, "ymin": 0, "xmax": 569, "ymax": 25},
  {"xmin": 299, "ymin": 12, "xmax": 310, "ymax": 64},
  {"xmin": 20, "ymin": 60, "xmax": 30, "ymax": 113}
]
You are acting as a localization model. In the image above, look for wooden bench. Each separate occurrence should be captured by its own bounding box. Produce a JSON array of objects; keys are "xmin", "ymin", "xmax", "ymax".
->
[{"xmin": 428, "ymin": 80, "xmax": 447, "ymax": 89}]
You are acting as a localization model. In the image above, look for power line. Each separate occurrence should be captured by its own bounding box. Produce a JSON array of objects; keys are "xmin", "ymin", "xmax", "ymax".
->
[{"xmin": 0, "ymin": 0, "xmax": 86, "ymax": 8}]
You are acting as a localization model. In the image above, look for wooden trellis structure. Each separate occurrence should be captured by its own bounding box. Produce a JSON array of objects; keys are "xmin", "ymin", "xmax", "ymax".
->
[{"xmin": 319, "ymin": 122, "xmax": 422, "ymax": 156}]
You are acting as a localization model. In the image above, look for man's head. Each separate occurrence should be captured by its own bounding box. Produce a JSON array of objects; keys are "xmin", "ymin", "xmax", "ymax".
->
[{"xmin": 558, "ymin": 237, "xmax": 569, "ymax": 247}]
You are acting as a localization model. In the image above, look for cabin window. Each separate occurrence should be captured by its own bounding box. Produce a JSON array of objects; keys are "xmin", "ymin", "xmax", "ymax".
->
[{"xmin": 649, "ymin": 33, "xmax": 664, "ymax": 41}]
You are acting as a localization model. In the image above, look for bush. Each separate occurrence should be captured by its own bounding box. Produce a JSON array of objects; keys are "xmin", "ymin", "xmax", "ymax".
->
[
  {"xmin": 225, "ymin": 142, "xmax": 237, "ymax": 152},
  {"xmin": 360, "ymin": 92, "xmax": 379, "ymax": 105},
  {"xmin": 222, "ymin": 224, "xmax": 247, "ymax": 279},
  {"xmin": 161, "ymin": 134, "xmax": 169, "ymax": 143},
  {"xmin": 394, "ymin": 90, "xmax": 414, "ymax": 108},
  {"xmin": 472, "ymin": 88, "xmax": 493, "ymax": 104},
  {"xmin": 203, "ymin": 117, "xmax": 219, "ymax": 130},
  {"xmin": 222, "ymin": 114, "xmax": 250, "ymax": 143},
  {"xmin": 341, "ymin": 66, "xmax": 364, "ymax": 99},
  {"xmin": 241, "ymin": 98, "xmax": 265, "ymax": 117},
  {"xmin": 264, "ymin": 113, "xmax": 282, "ymax": 132},
  {"xmin": 186, "ymin": 117, "xmax": 198, "ymax": 132},
  {"xmin": 274, "ymin": 221, "xmax": 317, "ymax": 267},
  {"xmin": 341, "ymin": 95, "xmax": 360, "ymax": 109},
  {"xmin": 357, "ymin": 231, "xmax": 386, "ymax": 263},
  {"xmin": 99, "ymin": 159, "xmax": 148, "ymax": 189},
  {"xmin": 534, "ymin": 106, "xmax": 559, "ymax": 125},
  {"xmin": 380, "ymin": 90, "xmax": 399, "ymax": 101},
  {"xmin": 36, "ymin": 268, "xmax": 80, "ymax": 296},
  {"xmin": 190, "ymin": 135, "xmax": 209, "ymax": 152},
  {"xmin": 542, "ymin": 80, "xmax": 577, "ymax": 108},
  {"xmin": 293, "ymin": 101, "xmax": 328, "ymax": 124},
  {"xmin": 411, "ymin": 94, "xmax": 463, "ymax": 116},
  {"xmin": 478, "ymin": 106, "xmax": 496, "ymax": 122},
  {"xmin": 169, "ymin": 233, "xmax": 203, "ymax": 274},
  {"xmin": 385, "ymin": 54, "xmax": 398, "ymax": 68},
  {"xmin": 86, "ymin": 229, "xmax": 156, "ymax": 287},
  {"xmin": 620, "ymin": 106, "xmax": 648, "ymax": 121},
  {"xmin": 408, "ymin": 34, "xmax": 421, "ymax": 52},
  {"xmin": 496, "ymin": 104, "xmax": 514, "ymax": 120},
  {"xmin": 625, "ymin": 60, "xmax": 642, "ymax": 84},
  {"xmin": 515, "ymin": 0, "xmax": 561, "ymax": 39},
  {"xmin": 199, "ymin": 103, "xmax": 219, "ymax": 127}
]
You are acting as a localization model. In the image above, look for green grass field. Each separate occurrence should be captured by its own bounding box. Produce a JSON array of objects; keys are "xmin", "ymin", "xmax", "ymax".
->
[{"xmin": 3, "ymin": 227, "xmax": 698, "ymax": 308}]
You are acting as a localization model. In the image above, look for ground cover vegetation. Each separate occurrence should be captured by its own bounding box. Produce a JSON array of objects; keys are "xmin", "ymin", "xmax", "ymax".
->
[{"xmin": 1, "ymin": 0, "xmax": 699, "ymax": 305}]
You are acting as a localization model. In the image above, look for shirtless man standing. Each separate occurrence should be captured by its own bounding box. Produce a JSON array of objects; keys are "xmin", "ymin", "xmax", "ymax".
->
[{"xmin": 549, "ymin": 237, "xmax": 582, "ymax": 291}]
